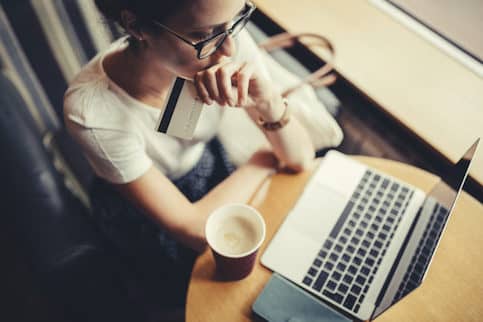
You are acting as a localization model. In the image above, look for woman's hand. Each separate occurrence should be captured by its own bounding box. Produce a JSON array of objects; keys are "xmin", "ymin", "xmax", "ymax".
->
[{"xmin": 193, "ymin": 60, "xmax": 282, "ymax": 119}]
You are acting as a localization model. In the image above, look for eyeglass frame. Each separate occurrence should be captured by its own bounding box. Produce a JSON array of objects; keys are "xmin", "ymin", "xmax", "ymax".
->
[{"xmin": 150, "ymin": 1, "xmax": 256, "ymax": 59}]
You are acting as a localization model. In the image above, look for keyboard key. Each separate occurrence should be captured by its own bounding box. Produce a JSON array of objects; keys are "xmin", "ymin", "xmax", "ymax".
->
[
  {"xmin": 338, "ymin": 283, "xmax": 349, "ymax": 294},
  {"xmin": 369, "ymin": 249, "xmax": 379, "ymax": 258},
  {"xmin": 332, "ymin": 271, "xmax": 342, "ymax": 281},
  {"xmin": 313, "ymin": 271, "xmax": 329, "ymax": 291},
  {"xmin": 324, "ymin": 262, "xmax": 334, "ymax": 270},
  {"xmin": 353, "ymin": 257, "xmax": 362, "ymax": 265},
  {"xmin": 347, "ymin": 245, "xmax": 355, "ymax": 254},
  {"xmin": 351, "ymin": 284, "xmax": 362, "ymax": 295},
  {"xmin": 329, "ymin": 253, "xmax": 339, "ymax": 261},
  {"xmin": 323, "ymin": 290, "xmax": 343, "ymax": 304},
  {"xmin": 340, "ymin": 236, "xmax": 348, "ymax": 244},
  {"xmin": 342, "ymin": 254, "xmax": 351, "ymax": 262},
  {"xmin": 314, "ymin": 259, "xmax": 322, "ymax": 267},
  {"xmin": 375, "ymin": 216, "xmax": 383, "ymax": 223},
  {"xmin": 378, "ymin": 232, "xmax": 388, "ymax": 240},
  {"xmin": 355, "ymin": 229, "xmax": 364, "ymax": 236},
  {"xmin": 382, "ymin": 179, "xmax": 389, "ymax": 188},
  {"xmin": 357, "ymin": 248, "xmax": 367, "ymax": 257},
  {"xmin": 362, "ymin": 239, "xmax": 371, "ymax": 248},
  {"xmin": 343, "ymin": 228, "xmax": 352, "ymax": 236},
  {"xmin": 327, "ymin": 280, "xmax": 337, "ymax": 291},
  {"xmin": 324, "ymin": 240, "xmax": 333, "ymax": 250},
  {"xmin": 351, "ymin": 237, "xmax": 360, "ymax": 245},
  {"xmin": 303, "ymin": 276, "xmax": 313, "ymax": 286},
  {"xmin": 354, "ymin": 304, "xmax": 361, "ymax": 313},
  {"xmin": 308, "ymin": 267, "xmax": 318, "ymax": 276},
  {"xmin": 365, "ymin": 257, "xmax": 375, "ymax": 267},
  {"xmin": 371, "ymin": 223, "xmax": 380, "ymax": 231},
  {"xmin": 348, "ymin": 265, "xmax": 357, "ymax": 275},
  {"xmin": 374, "ymin": 241, "xmax": 383, "ymax": 249},
  {"xmin": 334, "ymin": 244, "xmax": 343, "ymax": 253},
  {"xmin": 336, "ymin": 262, "xmax": 346, "ymax": 272},
  {"xmin": 360, "ymin": 266, "xmax": 370, "ymax": 276},
  {"xmin": 391, "ymin": 183, "xmax": 399, "ymax": 191},
  {"xmin": 348, "ymin": 220, "xmax": 356, "ymax": 227},
  {"xmin": 343, "ymin": 274, "xmax": 353, "ymax": 284},
  {"xmin": 319, "ymin": 250, "xmax": 328, "ymax": 258},
  {"xmin": 367, "ymin": 232, "xmax": 375, "ymax": 240},
  {"xmin": 360, "ymin": 221, "xmax": 368, "ymax": 229},
  {"xmin": 356, "ymin": 275, "xmax": 366, "ymax": 285},
  {"xmin": 343, "ymin": 294, "xmax": 357, "ymax": 310}
]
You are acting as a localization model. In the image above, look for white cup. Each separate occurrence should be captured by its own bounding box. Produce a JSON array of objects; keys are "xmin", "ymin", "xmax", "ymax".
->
[{"xmin": 205, "ymin": 203, "xmax": 266, "ymax": 280}]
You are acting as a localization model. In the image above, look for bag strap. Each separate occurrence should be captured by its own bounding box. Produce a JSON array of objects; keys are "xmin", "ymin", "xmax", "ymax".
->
[{"xmin": 258, "ymin": 32, "xmax": 336, "ymax": 97}]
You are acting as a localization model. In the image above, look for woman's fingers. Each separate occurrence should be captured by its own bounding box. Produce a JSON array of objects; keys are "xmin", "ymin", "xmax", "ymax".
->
[
  {"xmin": 235, "ymin": 62, "xmax": 253, "ymax": 107},
  {"xmin": 216, "ymin": 62, "xmax": 244, "ymax": 106},
  {"xmin": 202, "ymin": 67, "xmax": 222, "ymax": 104},
  {"xmin": 193, "ymin": 73, "xmax": 212, "ymax": 105},
  {"xmin": 194, "ymin": 61, "xmax": 249, "ymax": 107}
]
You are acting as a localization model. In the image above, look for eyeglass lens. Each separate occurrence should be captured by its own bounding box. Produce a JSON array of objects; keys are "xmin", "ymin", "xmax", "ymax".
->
[{"xmin": 198, "ymin": 15, "xmax": 250, "ymax": 58}]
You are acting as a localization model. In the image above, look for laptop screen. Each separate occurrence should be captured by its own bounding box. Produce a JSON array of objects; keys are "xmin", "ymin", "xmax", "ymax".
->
[
  {"xmin": 426, "ymin": 138, "xmax": 478, "ymax": 210},
  {"xmin": 373, "ymin": 139, "xmax": 479, "ymax": 318}
]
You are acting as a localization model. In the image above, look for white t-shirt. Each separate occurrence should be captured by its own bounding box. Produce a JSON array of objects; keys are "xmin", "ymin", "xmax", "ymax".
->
[{"xmin": 64, "ymin": 30, "xmax": 343, "ymax": 184}]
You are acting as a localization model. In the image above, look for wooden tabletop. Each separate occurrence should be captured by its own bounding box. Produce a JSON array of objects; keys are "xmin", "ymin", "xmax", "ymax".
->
[
  {"xmin": 253, "ymin": 0, "xmax": 483, "ymax": 186},
  {"xmin": 186, "ymin": 156, "xmax": 483, "ymax": 322}
]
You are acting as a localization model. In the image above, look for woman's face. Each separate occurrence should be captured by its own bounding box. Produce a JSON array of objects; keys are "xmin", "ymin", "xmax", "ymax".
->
[{"xmin": 143, "ymin": 0, "xmax": 246, "ymax": 79}]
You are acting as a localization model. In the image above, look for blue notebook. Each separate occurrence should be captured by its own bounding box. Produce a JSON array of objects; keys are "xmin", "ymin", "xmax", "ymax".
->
[{"xmin": 252, "ymin": 273, "xmax": 353, "ymax": 322}]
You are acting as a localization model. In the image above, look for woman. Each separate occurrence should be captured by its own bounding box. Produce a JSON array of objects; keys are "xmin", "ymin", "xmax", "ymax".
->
[{"xmin": 64, "ymin": 0, "xmax": 340, "ymax": 308}]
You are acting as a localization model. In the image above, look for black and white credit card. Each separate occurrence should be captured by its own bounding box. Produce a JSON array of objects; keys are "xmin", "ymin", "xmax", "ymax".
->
[{"xmin": 155, "ymin": 77, "xmax": 204, "ymax": 140}]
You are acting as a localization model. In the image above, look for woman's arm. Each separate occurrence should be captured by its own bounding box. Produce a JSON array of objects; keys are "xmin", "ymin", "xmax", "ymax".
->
[
  {"xmin": 245, "ymin": 93, "xmax": 315, "ymax": 172},
  {"xmin": 194, "ymin": 61, "xmax": 316, "ymax": 173},
  {"xmin": 114, "ymin": 150, "xmax": 277, "ymax": 253}
]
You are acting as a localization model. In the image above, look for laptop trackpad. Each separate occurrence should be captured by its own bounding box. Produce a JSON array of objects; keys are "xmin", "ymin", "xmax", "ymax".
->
[{"xmin": 288, "ymin": 184, "xmax": 348, "ymax": 244}]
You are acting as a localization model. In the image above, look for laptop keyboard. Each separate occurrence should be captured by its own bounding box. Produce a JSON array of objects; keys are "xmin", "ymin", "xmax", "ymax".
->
[
  {"xmin": 393, "ymin": 202, "xmax": 449, "ymax": 301},
  {"xmin": 301, "ymin": 170, "xmax": 414, "ymax": 314}
]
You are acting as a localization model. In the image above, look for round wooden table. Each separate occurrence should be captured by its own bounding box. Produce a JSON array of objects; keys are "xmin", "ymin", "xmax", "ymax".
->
[{"xmin": 186, "ymin": 157, "xmax": 483, "ymax": 322}]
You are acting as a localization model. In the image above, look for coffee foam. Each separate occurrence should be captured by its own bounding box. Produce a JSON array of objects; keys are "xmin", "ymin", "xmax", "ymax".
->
[{"xmin": 212, "ymin": 215, "xmax": 259, "ymax": 256}]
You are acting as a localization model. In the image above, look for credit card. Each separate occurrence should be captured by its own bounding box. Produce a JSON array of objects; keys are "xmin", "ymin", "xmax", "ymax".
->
[{"xmin": 155, "ymin": 77, "xmax": 204, "ymax": 140}]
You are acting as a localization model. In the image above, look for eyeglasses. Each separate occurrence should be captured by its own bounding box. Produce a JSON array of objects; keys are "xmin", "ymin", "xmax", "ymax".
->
[{"xmin": 151, "ymin": 1, "xmax": 256, "ymax": 59}]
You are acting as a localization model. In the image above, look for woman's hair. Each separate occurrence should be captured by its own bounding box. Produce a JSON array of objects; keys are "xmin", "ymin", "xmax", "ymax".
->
[{"xmin": 94, "ymin": 0, "xmax": 189, "ymax": 47}]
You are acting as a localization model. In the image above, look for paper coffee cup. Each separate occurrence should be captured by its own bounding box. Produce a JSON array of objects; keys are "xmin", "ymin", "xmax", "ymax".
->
[{"xmin": 205, "ymin": 203, "xmax": 266, "ymax": 280}]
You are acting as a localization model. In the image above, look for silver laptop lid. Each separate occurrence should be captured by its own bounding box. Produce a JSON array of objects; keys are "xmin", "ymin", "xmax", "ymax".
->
[{"xmin": 373, "ymin": 138, "xmax": 479, "ymax": 318}]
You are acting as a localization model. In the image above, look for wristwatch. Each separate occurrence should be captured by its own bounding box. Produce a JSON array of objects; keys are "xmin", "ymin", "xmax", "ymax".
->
[{"xmin": 257, "ymin": 98, "xmax": 291, "ymax": 131}]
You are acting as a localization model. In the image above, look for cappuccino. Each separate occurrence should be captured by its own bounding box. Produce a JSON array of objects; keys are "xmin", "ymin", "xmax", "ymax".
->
[{"xmin": 213, "ymin": 216, "xmax": 259, "ymax": 256}]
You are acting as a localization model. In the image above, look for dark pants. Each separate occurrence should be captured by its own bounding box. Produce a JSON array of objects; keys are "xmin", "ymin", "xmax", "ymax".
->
[{"xmin": 89, "ymin": 138, "xmax": 235, "ymax": 309}]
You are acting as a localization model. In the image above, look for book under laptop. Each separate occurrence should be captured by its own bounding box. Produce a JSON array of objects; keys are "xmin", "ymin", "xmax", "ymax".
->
[{"xmin": 261, "ymin": 139, "xmax": 479, "ymax": 321}]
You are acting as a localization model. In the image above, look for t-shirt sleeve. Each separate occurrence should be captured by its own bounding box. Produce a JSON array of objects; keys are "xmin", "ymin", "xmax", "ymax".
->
[{"xmin": 66, "ymin": 121, "xmax": 153, "ymax": 184}]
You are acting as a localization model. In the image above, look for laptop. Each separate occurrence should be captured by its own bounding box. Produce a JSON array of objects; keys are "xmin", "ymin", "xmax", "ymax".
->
[{"xmin": 261, "ymin": 139, "xmax": 479, "ymax": 321}]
